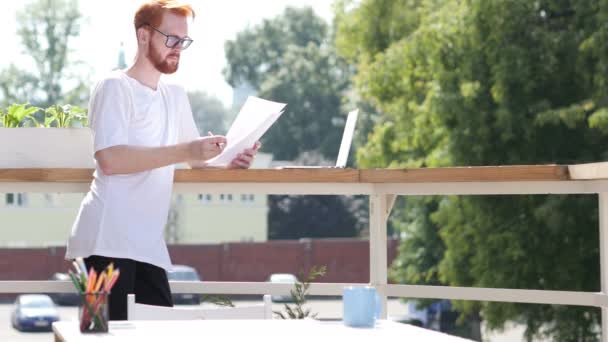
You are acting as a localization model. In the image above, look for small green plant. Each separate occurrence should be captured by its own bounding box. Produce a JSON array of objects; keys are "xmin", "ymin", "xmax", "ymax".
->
[
  {"xmin": 39, "ymin": 104, "xmax": 88, "ymax": 128},
  {"xmin": 200, "ymin": 294, "xmax": 234, "ymax": 307},
  {"xmin": 0, "ymin": 103, "xmax": 41, "ymax": 128},
  {"xmin": 274, "ymin": 265, "xmax": 327, "ymax": 319}
]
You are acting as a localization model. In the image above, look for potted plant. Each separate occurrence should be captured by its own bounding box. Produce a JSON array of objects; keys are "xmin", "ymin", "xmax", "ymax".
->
[{"xmin": 0, "ymin": 103, "xmax": 94, "ymax": 168}]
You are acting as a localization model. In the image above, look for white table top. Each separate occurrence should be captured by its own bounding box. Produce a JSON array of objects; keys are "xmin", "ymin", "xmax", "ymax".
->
[{"xmin": 53, "ymin": 319, "xmax": 473, "ymax": 342}]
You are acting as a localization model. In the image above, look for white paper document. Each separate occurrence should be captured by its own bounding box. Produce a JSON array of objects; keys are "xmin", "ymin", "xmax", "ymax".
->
[{"xmin": 206, "ymin": 96, "xmax": 286, "ymax": 167}]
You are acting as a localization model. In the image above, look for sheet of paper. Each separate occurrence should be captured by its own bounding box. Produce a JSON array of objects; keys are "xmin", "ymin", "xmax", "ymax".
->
[{"xmin": 206, "ymin": 96, "xmax": 286, "ymax": 167}]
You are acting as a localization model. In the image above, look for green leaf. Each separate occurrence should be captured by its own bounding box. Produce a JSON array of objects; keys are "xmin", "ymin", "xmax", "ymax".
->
[
  {"xmin": 28, "ymin": 116, "xmax": 41, "ymax": 127},
  {"xmin": 2, "ymin": 103, "xmax": 40, "ymax": 127},
  {"xmin": 43, "ymin": 104, "xmax": 89, "ymax": 128},
  {"xmin": 589, "ymin": 107, "xmax": 608, "ymax": 133},
  {"xmin": 44, "ymin": 116, "xmax": 57, "ymax": 128}
]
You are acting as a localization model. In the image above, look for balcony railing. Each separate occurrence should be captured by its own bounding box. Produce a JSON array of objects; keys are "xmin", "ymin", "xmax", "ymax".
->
[{"xmin": 0, "ymin": 164, "xmax": 607, "ymax": 339}]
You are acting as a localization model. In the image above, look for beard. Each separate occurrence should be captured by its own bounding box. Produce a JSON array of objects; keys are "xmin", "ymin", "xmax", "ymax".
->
[{"xmin": 147, "ymin": 42, "xmax": 180, "ymax": 74}]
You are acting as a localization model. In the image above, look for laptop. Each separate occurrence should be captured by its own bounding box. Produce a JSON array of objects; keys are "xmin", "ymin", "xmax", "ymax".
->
[{"xmin": 278, "ymin": 109, "xmax": 359, "ymax": 169}]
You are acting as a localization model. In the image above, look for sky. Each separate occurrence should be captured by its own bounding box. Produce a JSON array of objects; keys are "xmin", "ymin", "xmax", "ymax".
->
[{"xmin": 0, "ymin": 1, "xmax": 334, "ymax": 107}]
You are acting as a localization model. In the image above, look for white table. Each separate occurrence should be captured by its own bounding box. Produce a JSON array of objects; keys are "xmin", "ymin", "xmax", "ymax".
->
[{"xmin": 53, "ymin": 319, "xmax": 473, "ymax": 342}]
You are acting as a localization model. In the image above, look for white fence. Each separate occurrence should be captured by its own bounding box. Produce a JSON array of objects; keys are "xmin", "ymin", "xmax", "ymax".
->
[{"xmin": 0, "ymin": 164, "xmax": 607, "ymax": 339}]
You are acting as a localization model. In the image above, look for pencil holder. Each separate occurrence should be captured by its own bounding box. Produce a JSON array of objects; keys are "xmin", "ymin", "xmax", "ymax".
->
[{"xmin": 78, "ymin": 291, "xmax": 109, "ymax": 333}]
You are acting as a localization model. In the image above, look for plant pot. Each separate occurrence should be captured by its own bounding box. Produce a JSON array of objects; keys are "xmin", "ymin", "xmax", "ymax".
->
[{"xmin": 0, "ymin": 127, "xmax": 94, "ymax": 168}]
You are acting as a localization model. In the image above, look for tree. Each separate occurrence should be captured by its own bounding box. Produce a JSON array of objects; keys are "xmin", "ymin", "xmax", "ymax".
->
[
  {"xmin": 257, "ymin": 43, "xmax": 349, "ymax": 160},
  {"xmin": 225, "ymin": 7, "xmax": 361, "ymax": 241},
  {"xmin": 187, "ymin": 91, "xmax": 227, "ymax": 135},
  {"xmin": 0, "ymin": 65, "xmax": 39, "ymax": 108},
  {"xmin": 336, "ymin": 0, "xmax": 607, "ymax": 340},
  {"xmin": 269, "ymin": 195, "xmax": 358, "ymax": 239},
  {"xmin": 224, "ymin": 7, "xmax": 350, "ymax": 161},
  {"xmin": 0, "ymin": 0, "xmax": 89, "ymax": 107},
  {"xmin": 267, "ymin": 151, "xmax": 364, "ymax": 239},
  {"xmin": 224, "ymin": 7, "xmax": 328, "ymax": 90}
]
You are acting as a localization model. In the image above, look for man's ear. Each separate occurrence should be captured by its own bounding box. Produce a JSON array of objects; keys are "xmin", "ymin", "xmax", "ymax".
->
[{"xmin": 136, "ymin": 27, "xmax": 149, "ymax": 46}]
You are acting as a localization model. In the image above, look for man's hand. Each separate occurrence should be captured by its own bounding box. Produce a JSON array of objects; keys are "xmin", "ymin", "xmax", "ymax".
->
[
  {"xmin": 188, "ymin": 136, "xmax": 227, "ymax": 161},
  {"xmin": 94, "ymin": 135, "xmax": 228, "ymax": 175},
  {"xmin": 228, "ymin": 141, "xmax": 261, "ymax": 169}
]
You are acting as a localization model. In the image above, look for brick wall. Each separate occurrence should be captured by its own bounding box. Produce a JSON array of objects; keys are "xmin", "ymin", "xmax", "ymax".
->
[{"xmin": 0, "ymin": 238, "xmax": 399, "ymax": 283}]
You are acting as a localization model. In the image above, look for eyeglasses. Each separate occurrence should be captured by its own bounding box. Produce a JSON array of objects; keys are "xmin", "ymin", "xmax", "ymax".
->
[{"xmin": 142, "ymin": 23, "xmax": 193, "ymax": 50}]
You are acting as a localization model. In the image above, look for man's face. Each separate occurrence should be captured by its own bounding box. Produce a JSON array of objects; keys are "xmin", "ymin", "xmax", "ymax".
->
[{"xmin": 146, "ymin": 12, "xmax": 189, "ymax": 74}]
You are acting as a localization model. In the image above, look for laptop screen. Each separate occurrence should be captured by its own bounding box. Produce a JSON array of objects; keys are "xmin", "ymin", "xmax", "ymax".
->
[{"xmin": 335, "ymin": 110, "xmax": 359, "ymax": 168}]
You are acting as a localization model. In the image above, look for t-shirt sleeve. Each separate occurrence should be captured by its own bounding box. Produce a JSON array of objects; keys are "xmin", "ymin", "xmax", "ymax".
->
[
  {"xmin": 89, "ymin": 78, "xmax": 132, "ymax": 153},
  {"xmin": 177, "ymin": 90, "xmax": 200, "ymax": 144}
]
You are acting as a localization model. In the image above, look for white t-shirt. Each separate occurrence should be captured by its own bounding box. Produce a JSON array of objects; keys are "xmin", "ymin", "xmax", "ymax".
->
[{"xmin": 65, "ymin": 71, "xmax": 199, "ymax": 270}]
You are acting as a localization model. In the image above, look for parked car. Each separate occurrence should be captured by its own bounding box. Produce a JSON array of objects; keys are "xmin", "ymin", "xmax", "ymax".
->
[
  {"xmin": 406, "ymin": 300, "xmax": 455, "ymax": 330},
  {"xmin": 268, "ymin": 273, "xmax": 297, "ymax": 302},
  {"xmin": 48, "ymin": 272, "xmax": 80, "ymax": 306},
  {"xmin": 167, "ymin": 265, "xmax": 201, "ymax": 305},
  {"xmin": 11, "ymin": 294, "xmax": 60, "ymax": 332}
]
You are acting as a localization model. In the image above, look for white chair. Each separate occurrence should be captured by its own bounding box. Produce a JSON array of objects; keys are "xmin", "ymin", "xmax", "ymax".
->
[{"xmin": 127, "ymin": 294, "xmax": 273, "ymax": 320}]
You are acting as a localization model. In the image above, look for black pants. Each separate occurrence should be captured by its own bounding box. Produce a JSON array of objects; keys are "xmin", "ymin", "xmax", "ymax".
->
[{"xmin": 84, "ymin": 255, "xmax": 173, "ymax": 321}]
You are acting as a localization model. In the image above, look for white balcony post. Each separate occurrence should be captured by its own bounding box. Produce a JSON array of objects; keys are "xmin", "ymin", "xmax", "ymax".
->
[
  {"xmin": 600, "ymin": 193, "xmax": 608, "ymax": 342},
  {"xmin": 370, "ymin": 193, "xmax": 394, "ymax": 319}
]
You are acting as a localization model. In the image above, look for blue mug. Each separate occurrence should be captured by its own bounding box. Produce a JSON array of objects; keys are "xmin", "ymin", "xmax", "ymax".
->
[{"xmin": 343, "ymin": 286, "xmax": 382, "ymax": 327}]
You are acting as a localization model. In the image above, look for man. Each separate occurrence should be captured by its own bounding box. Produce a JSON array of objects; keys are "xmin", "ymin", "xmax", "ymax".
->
[{"xmin": 66, "ymin": 0, "xmax": 258, "ymax": 320}]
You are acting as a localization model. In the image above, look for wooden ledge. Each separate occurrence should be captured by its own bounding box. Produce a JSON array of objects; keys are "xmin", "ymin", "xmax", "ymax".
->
[
  {"xmin": 0, "ymin": 165, "xmax": 573, "ymax": 184},
  {"xmin": 0, "ymin": 168, "xmax": 360, "ymax": 183},
  {"xmin": 361, "ymin": 165, "xmax": 569, "ymax": 183},
  {"xmin": 174, "ymin": 169, "xmax": 360, "ymax": 183},
  {"xmin": 0, "ymin": 168, "xmax": 94, "ymax": 182}
]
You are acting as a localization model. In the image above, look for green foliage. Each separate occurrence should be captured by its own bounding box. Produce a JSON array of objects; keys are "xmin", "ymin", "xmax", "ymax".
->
[
  {"xmin": 269, "ymin": 194, "xmax": 359, "ymax": 239},
  {"xmin": 224, "ymin": 6, "xmax": 349, "ymax": 161},
  {"xmin": 258, "ymin": 43, "xmax": 350, "ymax": 160},
  {"xmin": 337, "ymin": 0, "xmax": 608, "ymax": 340},
  {"xmin": 274, "ymin": 266, "xmax": 327, "ymax": 319},
  {"xmin": 200, "ymin": 295, "xmax": 234, "ymax": 308},
  {"xmin": 0, "ymin": 103, "xmax": 87, "ymax": 128},
  {"xmin": 334, "ymin": 0, "xmax": 441, "ymax": 63},
  {"xmin": 588, "ymin": 107, "xmax": 608, "ymax": 133},
  {"xmin": 39, "ymin": 105, "xmax": 88, "ymax": 128},
  {"xmin": 389, "ymin": 197, "xmax": 444, "ymax": 287},
  {"xmin": 0, "ymin": 104, "xmax": 41, "ymax": 128},
  {"xmin": 226, "ymin": 7, "xmax": 363, "ymax": 240},
  {"xmin": 224, "ymin": 7, "xmax": 328, "ymax": 89}
]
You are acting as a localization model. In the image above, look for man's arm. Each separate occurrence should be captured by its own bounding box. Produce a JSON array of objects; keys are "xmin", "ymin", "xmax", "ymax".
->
[{"xmin": 96, "ymin": 136, "xmax": 226, "ymax": 175}]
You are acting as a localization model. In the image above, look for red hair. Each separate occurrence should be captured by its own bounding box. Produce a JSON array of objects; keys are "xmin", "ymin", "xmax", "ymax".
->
[{"xmin": 134, "ymin": 0, "xmax": 195, "ymax": 30}]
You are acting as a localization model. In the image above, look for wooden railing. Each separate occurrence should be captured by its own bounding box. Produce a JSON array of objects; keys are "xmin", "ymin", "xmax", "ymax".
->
[{"xmin": 1, "ymin": 163, "xmax": 608, "ymax": 339}]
